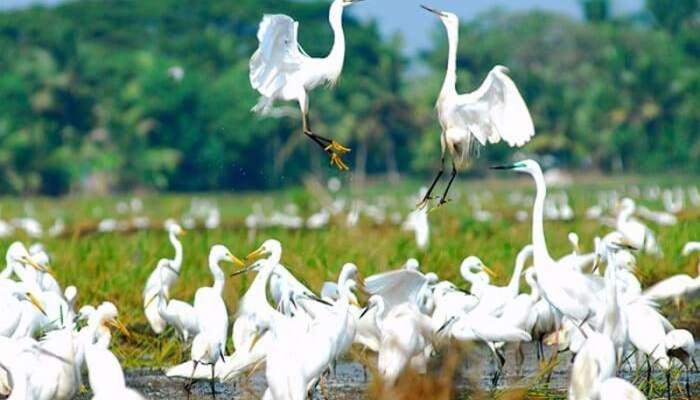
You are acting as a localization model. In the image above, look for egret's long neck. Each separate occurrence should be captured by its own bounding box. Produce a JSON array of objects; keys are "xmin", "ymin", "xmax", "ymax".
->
[
  {"xmin": 440, "ymin": 23, "xmax": 459, "ymax": 98},
  {"xmin": 240, "ymin": 258, "xmax": 278, "ymax": 315},
  {"xmin": 617, "ymin": 206, "xmax": 633, "ymax": 227},
  {"xmin": 326, "ymin": 2, "xmax": 346, "ymax": 77},
  {"xmin": 530, "ymin": 170, "xmax": 553, "ymax": 266},
  {"xmin": 0, "ymin": 263, "xmax": 11, "ymax": 279},
  {"xmin": 208, "ymin": 256, "xmax": 225, "ymax": 296},
  {"xmin": 169, "ymin": 232, "xmax": 183, "ymax": 270},
  {"xmin": 508, "ymin": 249, "xmax": 531, "ymax": 294},
  {"xmin": 602, "ymin": 252, "xmax": 619, "ymax": 339}
]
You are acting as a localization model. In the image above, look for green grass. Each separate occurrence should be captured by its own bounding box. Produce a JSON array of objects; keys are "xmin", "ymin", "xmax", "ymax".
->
[{"xmin": 1, "ymin": 175, "xmax": 699, "ymax": 370}]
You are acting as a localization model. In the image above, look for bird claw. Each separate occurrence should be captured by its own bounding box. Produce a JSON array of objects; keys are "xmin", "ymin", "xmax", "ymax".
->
[
  {"xmin": 428, "ymin": 197, "xmax": 451, "ymax": 213},
  {"xmin": 324, "ymin": 140, "xmax": 351, "ymax": 154},
  {"xmin": 328, "ymin": 152, "xmax": 350, "ymax": 171}
]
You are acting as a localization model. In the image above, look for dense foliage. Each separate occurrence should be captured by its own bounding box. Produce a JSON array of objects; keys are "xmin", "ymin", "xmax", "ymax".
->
[{"xmin": 0, "ymin": 0, "xmax": 697, "ymax": 195}]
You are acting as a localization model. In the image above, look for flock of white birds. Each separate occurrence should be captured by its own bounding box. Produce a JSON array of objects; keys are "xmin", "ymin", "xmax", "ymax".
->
[
  {"xmin": 0, "ymin": 0, "xmax": 698, "ymax": 399},
  {"xmin": 1, "ymin": 158, "xmax": 698, "ymax": 400}
]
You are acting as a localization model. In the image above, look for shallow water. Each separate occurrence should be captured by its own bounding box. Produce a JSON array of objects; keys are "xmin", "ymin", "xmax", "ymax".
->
[{"xmin": 73, "ymin": 342, "xmax": 700, "ymax": 399}]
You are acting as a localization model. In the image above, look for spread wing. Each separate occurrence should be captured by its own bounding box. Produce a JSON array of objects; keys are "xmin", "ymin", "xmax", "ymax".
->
[
  {"xmin": 455, "ymin": 65, "xmax": 535, "ymax": 147},
  {"xmin": 249, "ymin": 14, "xmax": 309, "ymax": 98},
  {"xmin": 364, "ymin": 269, "xmax": 427, "ymax": 310}
]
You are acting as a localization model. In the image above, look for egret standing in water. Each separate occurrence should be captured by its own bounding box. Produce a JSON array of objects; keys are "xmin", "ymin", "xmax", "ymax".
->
[
  {"xmin": 417, "ymin": 5, "xmax": 535, "ymax": 208},
  {"xmin": 250, "ymin": 0, "xmax": 365, "ymax": 171}
]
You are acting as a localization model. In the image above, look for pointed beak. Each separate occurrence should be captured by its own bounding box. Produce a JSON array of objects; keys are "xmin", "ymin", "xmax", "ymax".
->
[
  {"xmin": 482, "ymin": 265, "xmax": 497, "ymax": 278},
  {"xmin": 611, "ymin": 241, "xmax": 639, "ymax": 252},
  {"xmin": 231, "ymin": 255, "xmax": 245, "ymax": 268},
  {"xmin": 489, "ymin": 164, "xmax": 516, "ymax": 170},
  {"xmin": 420, "ymin": 4, "xmax": 446, "ymax": 17},
  {"xmin": 245, "ymin": 247, "xmax": 268, "ymax": 263},
  {"xmin": 436, "ymin": 316, "xmax": 456, "ymax": 334},
  {"xmin": 109, "ymin": 318, "xmax": 131, "ymax": 338},
  {"xmin": 249, "ymin": 329, "xmax": 266, "ymax": 352},
  {"xmin": 231, "ymin": 264, "xmax": 256, "ymax": 277},
  {"xmin": 305, "ymin": 293, "xmax": 333, "ymax": 307},
  {"xmin": 359, "ymin": 304, "xmax": 373, "ymax": 319},
  {"xmin": 22, "ymin": 255, "xmax": 47, "ymax": 273},
  {"xmin": 26, "ymin": 292, "xmax": 47, "ymax": 316}
]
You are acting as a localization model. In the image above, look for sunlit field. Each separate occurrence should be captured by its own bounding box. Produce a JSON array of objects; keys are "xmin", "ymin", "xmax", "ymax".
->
[{"xmin": 3, "ymin": 174, "xmax": 698, "ymax": 379}]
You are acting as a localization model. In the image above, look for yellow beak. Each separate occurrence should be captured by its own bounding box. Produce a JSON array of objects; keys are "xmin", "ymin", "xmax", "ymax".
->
[
  {"xmin": 249, "ymin": 330, "xmax": 264, "ymax": 352},
  {"xmin": 245, "ymin": 247, "xmax": 267, "ymax": 263},
  {"xmin": 231, "ymin": 255, "xmax": 245, "ymax": 268},
  {"xmin": 109, "ymin": 318, "xmax": 131, "ymax": 338},
  {"xmin": 482, "ymin": 265, "xmax": 497, "ymax": 278},
  {"xmin": 26, "ymin": 292, "xmax": 47, "ymax": 316},
  {"xmin": 22, "ymin": 256, "xmax": 46, "ymax": 273}
]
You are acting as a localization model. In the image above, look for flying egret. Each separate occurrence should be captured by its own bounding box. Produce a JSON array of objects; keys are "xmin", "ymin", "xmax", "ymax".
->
[
  {"xmin": 250, "ymin": 0, "xmax": 365, "ymax": 171},
  {"xmin": 417, "ymin": 5, "xmax": 534, "ymax": 208},
  {"xmin": 143, "ymin": 222, "xmax": 185, "ymax": 334}
]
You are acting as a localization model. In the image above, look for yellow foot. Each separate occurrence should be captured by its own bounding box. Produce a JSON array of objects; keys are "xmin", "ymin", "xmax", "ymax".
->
[
  {"xmin": 324, "ymin": 140, "xmax": 351, "ymax": 155},
  {"xmin": 329, "ymin": 152, "xmax": 350, "ymax": 171},
  {"xmin": 416, "ymin": 198, "xmax": 430, "ymax": 210}
]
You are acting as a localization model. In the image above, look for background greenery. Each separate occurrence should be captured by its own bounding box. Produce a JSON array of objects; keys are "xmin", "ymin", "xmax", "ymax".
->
[{"xmin": 0, "ymin": 0, "xmax": 697, "ymax": 196}]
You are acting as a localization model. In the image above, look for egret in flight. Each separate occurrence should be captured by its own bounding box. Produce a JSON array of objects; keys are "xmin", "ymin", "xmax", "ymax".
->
[
  {"xmin": 250, "ymin": 0, "xmax": 365, "ymax": 171},
  {"xmin": 418, "ymin": 5, "xmax": 535, "ymax": 208}
]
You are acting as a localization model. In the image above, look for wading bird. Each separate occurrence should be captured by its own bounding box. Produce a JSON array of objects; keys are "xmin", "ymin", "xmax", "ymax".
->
[
  {"xmin": 250, "ymin": 0, "xmax": 365, "ymax": 171},
  {"xmin": 417, "ymin": 5, "xmax": 534, "ymax": 208}
]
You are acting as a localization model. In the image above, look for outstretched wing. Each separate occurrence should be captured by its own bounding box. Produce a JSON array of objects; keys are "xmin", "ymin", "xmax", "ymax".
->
[
  {"xmin": 250, "ymin": 14, "xmax": 309, "ymax": 98},
  {"xmin": 364, "ymin": 269, "xmax": 427, "ymax": 310},
  {"xmin": 455, "ymin": 65, "xmax": 535, "ymax": 147}
]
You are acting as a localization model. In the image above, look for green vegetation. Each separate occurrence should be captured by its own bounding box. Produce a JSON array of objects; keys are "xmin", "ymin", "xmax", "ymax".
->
[
  {"xmin": 2, "ymin": 179, "xmax": 698, "ymax": 371},
  {"xmin": 0, "ymin": 0, "xmax": 697, "ymax": 195}
]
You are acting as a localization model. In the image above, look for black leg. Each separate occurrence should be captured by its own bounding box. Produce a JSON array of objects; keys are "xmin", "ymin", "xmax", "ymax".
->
[
  {"xmin": 186, "ymin": 361, "xmax": 198, "ymax": 397},
  {"xmin": 686, "ymin": 365, "xmax": 691, "ymax": 399},
  {"xmin": 438, "ymin": 162, "xmax": 457, "ymax": 205},
  {"xmin": 646, "ymin": 357, "xmax": 652, "ymax": 396},
  {"xmin": 417, "ymin": 157, "xmax": 445, "ymax": 207},
  {"xmin": 666, "ymin": 369, "xmax": 671, "ymax": 400},
  {"xmin": 211, "ymin": 364, "xmax": 216, "ymax": 399}
]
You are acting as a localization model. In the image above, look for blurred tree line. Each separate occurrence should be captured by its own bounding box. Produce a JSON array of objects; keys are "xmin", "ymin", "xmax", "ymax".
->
[{"xmin": 0, "ymin": 0, "xmax": 697, "ymax": 195}]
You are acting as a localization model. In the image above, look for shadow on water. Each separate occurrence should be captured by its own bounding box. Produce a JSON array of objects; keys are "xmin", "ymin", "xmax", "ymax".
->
[{"xmin": 72, "ymin": 342, "xmax": 700, "ymax": 399}]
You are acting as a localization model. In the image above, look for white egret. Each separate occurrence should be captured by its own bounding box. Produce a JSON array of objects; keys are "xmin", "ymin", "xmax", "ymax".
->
[
  {"xmin": 402, "ymin": 206, "xmax": 429, "ymax": 250},
  {"xmin": 417, "ymin": 5, "xmax": 534, "ymax": 207},
  {"xmin": 85, "ymin": 343, "xmax": 145, "ymax": 400},
  {"xmin": 143, "ymin": 223, "xmax": 185, "ymax": 334},
  {"xmin": 166, "ymin": 240, "xmax": 279, "ymax": 383},
  {"xmin": 616, "ymin": 198, "xmax": 661, "ymax": 256},
  {"xmin": 569, "ymin": 332, "xmax": 646, "ymax": 400},
  {"xmin": 642, "ymin": 244, "xmax": 699, "ymax": 308},
  {"xmin": 361, "ymin": 295, "xmax": 436, "ymax": 386},
  {"xmin": 459, "ymin": 245, "xmax": 533, "ymax": 317},
  {"xmin": 491, "ymin": 160, "xmax": 603, "ymax": 326},
  {"xmin": 664, "ymin": 329, "xmax": 697, "ymax": 398},
  {"xmin": 184, "ymin": 244, "xmax": 241, "ymax": 396},
  {"xmin": 145, "ymin": 263, "xmax": 199, "ymax": 343},
  {"xmin": 250, "ymin": 0, "xmax": 365, "ymax": 171}
]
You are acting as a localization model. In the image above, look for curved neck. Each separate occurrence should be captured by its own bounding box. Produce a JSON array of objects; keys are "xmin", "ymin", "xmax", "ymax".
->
[
  {"xmin": 326, "ymin": 1, "xmax": 346, "ymax": 77},
  {"xmin": 603, "ymin": 252, "xmax": 619, "ymax": 338},
  {"xmin": 617, "ymin": 207, "xmax": 633, "ymax": 226},
  {"xmin": 0, "ymin": 264, "xmax": 12, "ymax": 279},
  {"xmin": 208, "ymin": 255, "xmax": 225, "ymax": 296},
  {"xmin": 241, "ymin": 259, "xmax": 278, "ymax": 315},
  {"xmin": 508, "ymin": 249, "xmax": 531, "ymax": 293},
  {"xmin": 530, "ymin": 170, "xmax": 553, "ymax": 265},
  {"xmin": 169, "ymin": 232, "xmax": 183, "ymax": 270},
  {"xmin": 525, "ymin": 272, "xmax": 540, "ymax": 300},
  {"xmin": 440, "ymin": 22, "xmax": 459, "ymax": 98}
]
